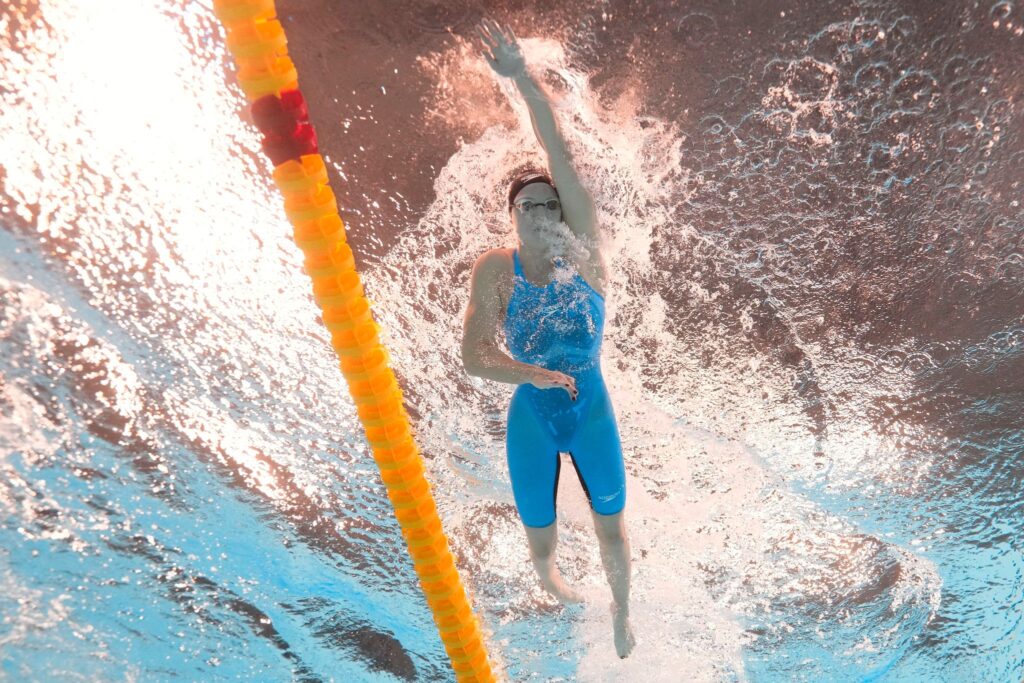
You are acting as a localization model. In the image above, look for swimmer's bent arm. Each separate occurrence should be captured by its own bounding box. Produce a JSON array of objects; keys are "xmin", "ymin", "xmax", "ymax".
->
[
  {"xmin": 461, "ymin": 255, "xmax": 580, "ymax": 399},
  {"xmin": 462, "ymin": 343, "xmax": 540, "ymax": 386},
  {"xmin": 461, "ymin": 252, "xmax": 537, "ymax": 386}
]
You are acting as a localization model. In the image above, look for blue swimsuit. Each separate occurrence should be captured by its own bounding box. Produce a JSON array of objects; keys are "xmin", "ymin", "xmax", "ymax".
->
[{"xmin": 503, "ymin": 248, "xmax": 626, "ymax": 528}]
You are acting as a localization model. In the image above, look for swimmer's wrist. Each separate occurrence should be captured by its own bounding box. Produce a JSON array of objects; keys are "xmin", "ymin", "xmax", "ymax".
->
[{"xmin": 512, "ymin": 69, "xmax": 540, "ymax": 93}]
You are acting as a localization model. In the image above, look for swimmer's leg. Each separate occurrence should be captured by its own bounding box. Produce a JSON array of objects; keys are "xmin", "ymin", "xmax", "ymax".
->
[
  {"xmin": 592, "ymin": 509, "xmax": 635, "ymax": 658},
  {"xmin": 567, "ymin": 385, "xmax": 635, "ymax": 656},
  {"xmin": 523, "ymin": 521, "xmax": 584, "ymax": 605},
  {"xmin": 506, "ymin": 389, "xmax": 584, "ymax": 605}
]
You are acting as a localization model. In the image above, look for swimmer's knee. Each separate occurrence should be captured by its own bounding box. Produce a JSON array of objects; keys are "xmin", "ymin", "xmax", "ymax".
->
[
  {"xmin": 524, "ymin": 518, "xmax": 558, "ymax": 558},
  {"xmin": 591, "ymin": 499, "xmax": 627, "ymax": 542}
]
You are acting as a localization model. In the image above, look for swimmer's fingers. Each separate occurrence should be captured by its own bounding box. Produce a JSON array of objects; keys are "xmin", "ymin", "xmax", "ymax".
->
[
  {"xmin": 486, "ymin": 19, "xmax": 520, "ymax": 52},
  {"xmin": 476, "ymin": 23, "xmax": 497, "ymax": 50},
  {"xmin": 477, "ymin": 20, "xmax": 524, "ymax": 77},
  {"xmin": 476, "ymin": 26, "xmax": 499, "ymax": 67},
  {"xmin": 562, "ymin": 375, "xmax": 579, "ymax": 401},
  {"xmin": 492, "ymin": 21, "xmax": 514, "ymax": 46},
  {"xmin": 478, "ymin": 18, "xmax": 499, "ymax": 48},
  {"xmin": 483, "ymin": 17, "xmax": 505, "ymax": 43}
]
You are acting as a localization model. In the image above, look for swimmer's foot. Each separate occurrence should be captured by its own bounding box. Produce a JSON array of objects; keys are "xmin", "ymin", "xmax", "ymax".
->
[
  {"xmin": 541, "ymin": 577, "xmax": 585, "ymax": 604},
  {"xmin": 610, "ymin": 601, "xmax": 636, "ymax": 658},
  {"xmin": 533, "ymin": 555, "xmax": 585, "ymax": 604}
]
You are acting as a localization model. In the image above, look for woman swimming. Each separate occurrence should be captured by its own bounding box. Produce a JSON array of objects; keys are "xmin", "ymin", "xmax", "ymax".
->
[{"xmin": 460, "ymin": 19, "xmax": 636, "ymax": 659}]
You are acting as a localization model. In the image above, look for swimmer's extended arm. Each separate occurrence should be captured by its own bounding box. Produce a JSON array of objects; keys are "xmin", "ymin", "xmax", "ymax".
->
[
  {"xmin": 512, "ymin": 72, "xmax": 600, "ymax": 245},
  {"xmin": 476, "ymin": 19, "xmax": 599, "ymax": 245}
]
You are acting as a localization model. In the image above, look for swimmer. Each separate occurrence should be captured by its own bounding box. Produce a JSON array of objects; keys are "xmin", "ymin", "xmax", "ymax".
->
[{"xmin": 461, "ymin": 18, "xmax": 636, "ymax": 659}]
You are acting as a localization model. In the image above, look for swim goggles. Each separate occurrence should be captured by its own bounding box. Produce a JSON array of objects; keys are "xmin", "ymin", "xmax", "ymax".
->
[{"xmin": 514, "ymin": 198, "xmax": 561, "ymax": 212}]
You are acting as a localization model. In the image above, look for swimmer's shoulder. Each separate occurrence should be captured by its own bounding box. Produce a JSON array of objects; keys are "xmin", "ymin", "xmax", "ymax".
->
[
  {"xmin": 470, "ymin": 248, "xmax": 515, "ymax": 300},
  {"xmin": 473, "ymin": 247, "xmax": 515, "ymax": 279}
]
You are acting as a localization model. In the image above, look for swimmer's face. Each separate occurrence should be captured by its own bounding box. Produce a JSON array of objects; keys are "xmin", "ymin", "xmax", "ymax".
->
[{"xmin": 510, "ymin": 183, "xmax": 562, "ymax": 246}]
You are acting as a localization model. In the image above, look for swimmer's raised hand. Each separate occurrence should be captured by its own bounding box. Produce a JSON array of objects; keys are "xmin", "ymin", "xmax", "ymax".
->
[
  {"xmin": 476, "ymin": 18, "xmax": 526, "ymax": 79},
  {"xmin": 529, "ymin": 367, "xmax": 579, "ymax": 401}
]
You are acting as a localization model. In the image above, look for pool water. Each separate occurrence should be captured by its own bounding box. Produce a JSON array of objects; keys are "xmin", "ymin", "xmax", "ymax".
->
[{"xmin": 1, "ymin": 0, "xmax": 1022, "ymax": 681}]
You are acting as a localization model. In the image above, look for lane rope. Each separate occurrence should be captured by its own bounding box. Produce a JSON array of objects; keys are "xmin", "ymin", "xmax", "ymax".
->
[{"xmin": 211, "ymin": 2, "xmax": 497, "ymax": 680}]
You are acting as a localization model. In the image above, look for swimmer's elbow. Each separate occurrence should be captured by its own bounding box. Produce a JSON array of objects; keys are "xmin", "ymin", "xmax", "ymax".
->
[
  {"xmin": 461, "ymin": 339, "xmax": 495, "ymax": 378},
  {"xmin": 460, "ymin": 339, "xmax": 482, "ymax": 377}
]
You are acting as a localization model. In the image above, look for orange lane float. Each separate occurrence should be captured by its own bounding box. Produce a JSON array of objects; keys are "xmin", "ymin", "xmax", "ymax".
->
[{"xmin": 211, "ymin": 2, "xmax": 497, "ymax": 680}]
